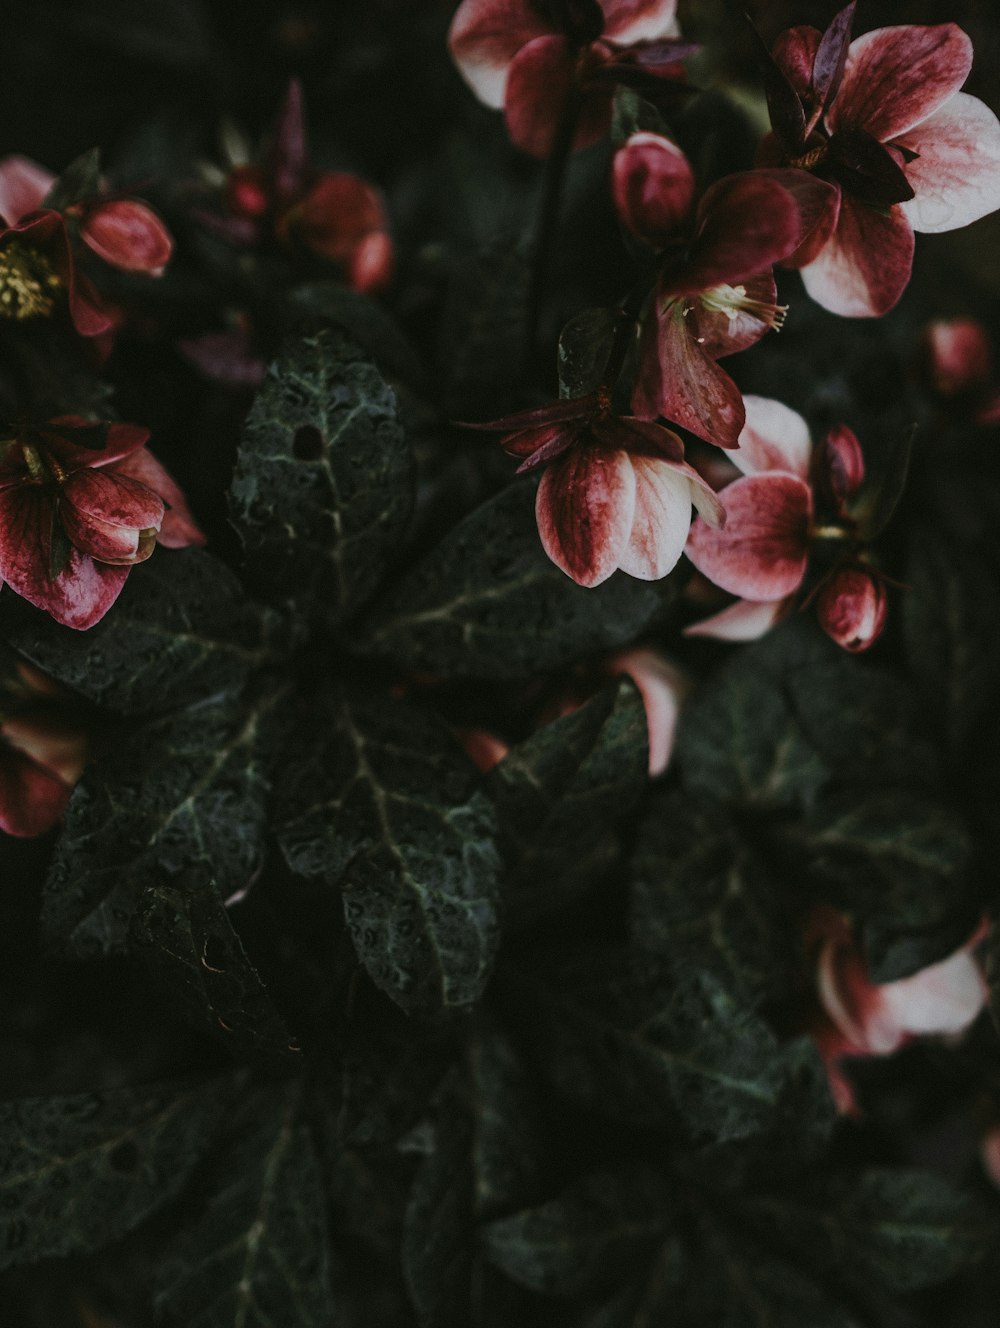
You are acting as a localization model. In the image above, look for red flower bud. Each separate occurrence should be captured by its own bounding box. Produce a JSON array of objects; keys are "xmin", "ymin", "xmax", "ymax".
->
[
  {"xmin": 80, "ymin": 199, "xmax": 174, "ymax": 275},
  {"xmin": 225, "ymin": 165, "xmax": 271, "ymax": 220},
  {"xmin": 816, "ymin": 565, "xmax": 887, "ymax": 652}
]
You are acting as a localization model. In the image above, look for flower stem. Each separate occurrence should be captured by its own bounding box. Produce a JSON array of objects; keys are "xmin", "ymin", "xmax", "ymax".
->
[{"xmin": 523, "ymin": 85, "xmax": 581, "ymax": 375}]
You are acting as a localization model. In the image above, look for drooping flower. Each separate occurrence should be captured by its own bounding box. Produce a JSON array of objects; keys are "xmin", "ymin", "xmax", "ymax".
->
[
  {"xmin": 0, "ymin": 418, "xmax": 204, "ymax": 630},
  {"xmin": 469, "ymin": 390, "xmax": 723, "ymax": 587},
  {"xmin": 806, "ymin": 905, "xmax": 988, "ymax": 1114},
  {"xmin": 211, "ymin": 82, "xmax": 393, "ymax": 294},
  {"xmin": 684, "ymin": 395, "xmax": 890, "ymax": 651},
  {"xmin": 757, "ymin": 5, "xmax": 1000, "ymax": 316},
  {"xmin": 0, "ymin": 662, "xmax": 86, "ymax": 838},
  {"xmin": 448, "ymin": 0, "xmax": 693, "ymax": 157},
  {"xmin": 613, "ymin": 132, "xmax": 836, "ymax": 445},
  {"xmin": 0, "ymin": 154, "xmax": 173, "ymax": 337}
]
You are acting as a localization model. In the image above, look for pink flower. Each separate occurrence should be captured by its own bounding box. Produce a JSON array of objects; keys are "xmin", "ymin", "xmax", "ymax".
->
[
  {"xmin": 607, "ymin": 646, "xmax": 686, "ymax": 775},
  {"xmin": 215, "ymin": 82, "xmax": 393, "ymax": 293},
  {"xmin": 759, "ymin": 6, "xmax": 1000, "ymax": 316},
  {"xmin": 684, "ymin": 395, "xmax": 889, "ymax": 652},
  {"xmin": 0, "ymin": 418, "xmax": 204, "ymax": 630},
  {"xmin": 613, "ymin": 133, "xmax": 835, "ymax": 445},
  {"xmin": 448, "ymin": 0, "xmax": 692, "ymax": 157},
  {"xmin": 0, "ymin": 662, "xmax": 86, "ymax": 838},
  {"xmin": 471, "ymin": 391, "xmax": 723, "ymax": 587},
  {"xmin": 807, "ymin": 905, "xmax": 988, "ymax": 1113}
]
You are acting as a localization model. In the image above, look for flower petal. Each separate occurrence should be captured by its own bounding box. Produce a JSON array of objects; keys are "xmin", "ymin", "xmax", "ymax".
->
[
  {"xmin": 0, "ymin": 746, "xmax": 69, "ymax": 837},
  {"xmin": 608, "ymin": 647, "xmax": 685, "ymax": 776},
  {"xmin": 754, "ymin": 168, "xmax": 842, "ymax": 267},
  {"xmin": 616, "ymin": 453, "xmax": 693, "ymax": 580},
  {"xmin": 60, "ymin": 467, "xmax": 164, "ymax": 533},
  {"xmin": 612, "ymin": 131, "xmax": 694, "ymax": 247},
  {"xmin": 732, "ymin": 395, "xmax": 812, "ymax": 478},
  {"xmin": 771, "ymin": 26, "xmax": 822, "ymax": 99},
  {"xmin": 448, "ymin": 0, "xmax": 551, "ymax": 109},
  {"xmin": 504, "ymin": 35, "xmax": 613, "ymax": 156},
  {"xmin": 879, "ymin": 948, "xmax": 987, "ymax": 1040},
  {"xmin": 683, "ymin": 596, "xmax": 788, "ymax": 641},
  {"xmin": 535, "ymin": 445, "xmax": 636, "ymax": 586},
  {"xmin": 111, "ymin": 449, "xmax": 205, "ymax": 549},
  {"xmin": 815, "ymin": 566, "xmax": 887, "ymax": 652},
  {"xmin": 0, "ymin": 155, "xmax": 55, "ymax": 226},
  {"xmin": 42, "ymin": 420, "xmax": 151, "ymax": 471},
  {"xmin": 828, "ymin": 24, "xmax": 973, "ymax": 143},
  {"xmin": 799, "ymin": 191, "xmax": 914, "ymax": 317},
  {"xmin": 922, "ymin": 316, "xmax": 993, "ymax": 396},
  {"xmin": 897, "ymin": 93, "xmax": 1000, "ymax": 234},
  {"xmin": 601, "ymin": 0, "xmax": 678, "ymax": 45},
  {"xmin": 685, "ymin": 472, "xmax": 812, "ymax": 599},
  {"xmin": 80, "ymin": 199, "xmax": 174, "ymax": 274}
]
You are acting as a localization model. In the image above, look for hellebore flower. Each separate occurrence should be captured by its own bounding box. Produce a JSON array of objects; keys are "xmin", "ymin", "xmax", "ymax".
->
[
  {"xmin": 684, "ymin": 395, "xmax": 889, "ymax": 651},
  {"xmin": 0, "ymin": 154, "xmax": 173, "ymax": 338},
  {"xmin": 471, "ymin": 390, "xmax": 723, "ymax": 587},
  {"xmin": 0, "ymin": 418, "xmax": 204, "ymax": 630},
  {"xmin": 0, "ymin": 663, "xmax": 86, "ymax": 838},
  {"xmin": 758, "ymin": 5, "xmax": 1000, "ymax": 316},
  {"xmin": 448, "ymin": 0, "xmax": 693, "ymax": 157},
  {"xmin": 215, "ymin": 82, "xmax": 393, "ymax": 294},
  {"xmin": 613, "ymin": 133, "xmax": 836, "ymax": 445},
  {"xmin": 806, "ymin": 905, "xmax": 988, "ymax": 1113}
]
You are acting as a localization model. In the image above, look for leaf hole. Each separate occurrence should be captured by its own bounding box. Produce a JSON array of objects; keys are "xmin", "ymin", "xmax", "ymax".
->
[{"xmin": 292, "ymin": 424, "xmax": 324, "ymax": 460}]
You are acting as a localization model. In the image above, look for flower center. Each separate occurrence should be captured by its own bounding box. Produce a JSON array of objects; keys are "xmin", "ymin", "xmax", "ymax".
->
[
  {"xmin": 20, "ymin": 442, "xmax": 66, "ymax": 485},
  {"xmin": 698, "ymin": 284, "xmax": 788, "ymax": 330},
  {"xmin": 0, "ymin": 244, "xmax": 62, "ymax": 320},
  {"xmin": 790, "ymin": 144, "xmax": 829, "ymax": 171}
]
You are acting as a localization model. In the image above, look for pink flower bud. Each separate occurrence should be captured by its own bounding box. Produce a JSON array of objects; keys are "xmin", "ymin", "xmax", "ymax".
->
[
  {"xmin": 816, "ymin": 566, "xmax": 887, "ymax": 653},
  {"xmin": 80, "ymin": 199, "xmax": 174, "ymax": 275},
  {"xmin": 922, "ymin": 318, "xmax": 993, "ymax": 397},
  {"xmin": 225, "ymin": 165, "xmax": 271, "ymax": 219},
  {"xmin": 815, "ymin": 423, "xmax": 865, "ymax": 510}
]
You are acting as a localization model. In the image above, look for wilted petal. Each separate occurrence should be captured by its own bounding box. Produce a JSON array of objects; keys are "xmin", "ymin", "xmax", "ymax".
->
[
  {"xmin": 685, "ymin": 472, "xmax": 812, "ymax": 599},
  {"xmin": 80, "ymin": 199, "xmax": 174, "ymax": 274},
  {"xmin": 505, "ymin": 35, "xmax": 613, "ymax": 156},
  {"xmin": 448, "ymin": 0, "xmax": 551, "ymax": 109},
  {"xmin": 0, "ymin": 746, "xmax": 69, "ymax": 837},
  {"xmin": 617, "ymin": 453, "xmax": 693, "ymax": 580},
  {"xmin": 879, "ymin": 948, "xmax": 987, "ymax": 1039},
  {"xmin": 829, "ymin": 24, "xmax": 973, "ymax": 143},
  {"xmin": 799, "ymin": 191, "xmax": 914, "ymax": 317},
  {"xmin": 0, "ymin": 154, "xmax": 55, "ymax": 225},
  {"xmin": 601, "ymin": 0, "xmax": 678, "ymax": 45},
  {"xmin": 897, "ymin": 93, "xmax": 1000, "ymax": 234},
  {"xmin": 608, "ymin": 647, "xmax": 685, "ymax": 775},
  {"xmin": 683, "ymin": 596, "xmax": 788, "ymax": 641},
  {"xmin": 536, "ymin": 444, "xmax": 636, "ymax": 586},
  {"xmin": 612, "ymin": 131, "xmax": 694, "ymax": 247},
  {"xmin": 815, "ymin": 566, "xmax": 887, "ymax": 652},
  {"xmin": 732, "ymin": 395, "xmax": 812, "ymax": 479}
]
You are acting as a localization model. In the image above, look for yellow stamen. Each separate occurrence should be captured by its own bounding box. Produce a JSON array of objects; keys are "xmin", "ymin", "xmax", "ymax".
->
[
  {"xmin": 699, "ymin": 283, "xmax": 788, "ymax": 331},
  {"xmin": 0, "ymin": 243, "xmax": 62, "ymax": 321}
]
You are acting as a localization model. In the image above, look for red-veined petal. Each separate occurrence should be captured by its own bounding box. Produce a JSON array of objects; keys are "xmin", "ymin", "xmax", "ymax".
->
[
  {"xmin": 535, "ymin": 444, "xmax": 636, "ymax": 586},
  {"xmin": 504, "ymin": 35, "xmax": 613, "ymax": 156},
  {"xmin": 80, "ymin": 199, "xmax": 174, "ymax": 274},
  {"xmin": 897, "ymin": 93, "xmax": 1000, "ymax": 234},
  {"xmin": 799, "ymin": 191, "xmax": 914, "ymax": 317},
  {"xmin": 448, "ymin": 0, "xmax": 552, "ymax": 109},
  {"xmin": 612, "ymin": 131, "xmax": 694, "ymax": 247},
  {"xmin": 616, "ymin": 453, "xmax": 693, "ymax": 580},
  {"xmin": 685, "ymin": 472, "xmax": 812, "ymax": 599}
]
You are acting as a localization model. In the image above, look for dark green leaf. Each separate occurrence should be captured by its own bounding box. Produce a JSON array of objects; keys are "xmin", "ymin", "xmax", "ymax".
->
[
  {"xmin": 557, "ymin": 308, "xmax": 619, "ymax": 400},
  {"xmin": 0, "ymin": 1078, "xmax": 228, "ymax": 1270},
  {"xmin": 358, "ymin": 482, "xmax": 665, "ymax": 680},
  {"xmin": 276, "ymin": 687, "xmax": 501, "ymax": 1013},
  {"xmin": 284, "ymin": 281, "xmax": 423, "ymax": 386},
  {"xmin": 0, "ymin": 548, "xmax": 276, "ymax": 716},
  {"xmin": 630, "ymin": 791, "xmax": 793, "ymax": 1008},
  {"xmin": 230, "ymin": 327, "xmax": 414, "ymax": 622},
  {"xmin": 438, "ymin": 242, "xmax": 530, "ymax": 417},
  {"xmin": 42, "ymin": 146, "xmax": 101, "ymax": 209},
  {"xmin": 488, "ymin": 679, "xmax": 647, "ymax": 921},
  {"xmin": 130, "ymin": 873, "xmax": 299, "ymax": 1058},
  {"xmin": 154, "ymin": 1083, "xmax": 335, "ymax": 1328},
  {"xmin": 856, "ymin": 425, "xmax": 914, "ymax": 539},
  {"xmin": 45, "ymin": 688, "xmax": 273, "ymax": 957}
]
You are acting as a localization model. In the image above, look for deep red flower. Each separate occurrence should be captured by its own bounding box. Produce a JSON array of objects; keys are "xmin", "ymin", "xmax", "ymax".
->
[
  {"xmin": 448, "ymin": 0, "xmax": 693, "ymax": 157},
  {"xmin": 684, "ymin": 395, "xmax": 889, "ymax": 652},
  {"xmin": 613, "ymin": 133, "xmax": 836, "ymax": 445},
  {"xmin": 215, "ymin": 82, "xmax": 393, "ymax": 293},
  {"xmin": 758, "ymin": 7, "xmax": 1000, "ymax": 316},
  {"xmin": 471, "ymin": 391, "xmax": 722, "ymax": 587},
  {"xmin": 0, "ymin": 418, "xmax": 204, "ymax": 630}
]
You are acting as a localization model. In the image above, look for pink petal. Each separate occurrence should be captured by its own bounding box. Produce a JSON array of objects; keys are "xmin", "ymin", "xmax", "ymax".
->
[
  {"xmin": 683, "ymin": 596, "xmax": 789, "ymax": 641},
  {"xmin": 817, "ymin": 929, "xmax": 904, "ymax": 1055},
  {"xmin": 80, "ymin": 199, "xmax": 174, "ymax": 274},
  {"xmin": 732, "ymin": 395, "xmax": 812, "ymax": 479},
  {"xmin": 772, "ymin": 26, "xmax": 822, "ymax": 98},
  {"xmin": 535, "ymin": 444, "xmax": 636, "ymax": 587},
  {"xmin": 60, "ymin": 467, "xmax": 165, "ymax": 533},
  {"xmin": 753, "ymin": 168, "xmax": 842, "ymax": 267},
  {"xmin": 113, "ymin": 448, "xmax": 206, "ymax": 548},
  {"xmin": 879, "ymin": 949, "xmax": 987, "ymax": 1039},
  {"xmin": 608, "ymin": 647, "xmax": 686, "ymax": 776},
  {"xmin": 601, "ymin": 0, "xmax": 679, "ymax": 45},
  {"xmin": 633, "ymin": 301, "xmax": 746, "ymax": 447},
  {"xmin": 59, "ymin": 505, "xmax": 144, "ymax": 565},
  {"xmin": 799, "ymin": 191, "xmax": 914, "ymax": 317},
  {"xmin": 922, "ymin": 317, "xmax": 993, "ymax": 396},
  {"xmin": 897, "ymin": 92, "xmax": 1000, "ymax": 234},
  {"xmin": 828, "ymin": 24, "xmax": 973, "ymax": 143},
  {"xmin": 816, "ymin": 423, "xmax": 865, "ymax": 506},
  {"xmin": 665, "ymin": 173, "xmax": 801, "ymax": 295},
  {"xmin": 684, "ymin": 472, "xmax": 812, "ymax": 600},
  {"xmin": 612, "ymin": 132, "xmax": 694, "ymax": 248},
  {"xmin": 616, "ymin": 453, "xmax": 694, "ymax": 581},
  {"xmin": 1, "ymin": 714, "xmax": 86, "ymax": 786},
  {"xmin": 349, "ymin": 231, "xmax": 394, "ymax": 294},
  {"xmin": 0, "ymin": 487, "xmax": 130, "ymax": 630},
  {"xmin": 456, "ymin": 728, "xmax": 511, "ymax": 773},
  {"xmin": 815, "ymin": 566, "xmax": 887, "ymax": 652},
  {"xmin": 0, "ymin": 155, "xmax": 55, "ymax": 225},
  {"xmin": 448, "ymin": 0, "xmax": 552, "ymax": 109},
  {"xmin": 504, "ymin": 35, "xmax": 612, "ymax": 156},
  {"xmin": 686, "ymin": 271, "xmax": 779, "ymax": 360},
  {"xmin": 0, "ymin": 747, "xmax": 69, "ymax": 837}
]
